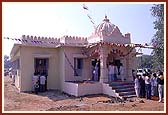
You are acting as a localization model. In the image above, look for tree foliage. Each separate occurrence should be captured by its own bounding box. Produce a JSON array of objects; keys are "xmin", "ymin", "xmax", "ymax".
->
[
  {"xmin": 4, "ymin": 55, "xmax": 12, "ymax": 69},
  {"xmin": 150, "ymin": 4, "xmax": 164, "ymax": 71},
  {"xmin": 137, "ymin": 55, "xmax": 153, "ymax": 69}
]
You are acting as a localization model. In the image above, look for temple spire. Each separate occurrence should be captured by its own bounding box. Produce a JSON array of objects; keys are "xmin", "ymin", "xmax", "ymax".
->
[
  {"xmin": 103, "ymin": 15, "xmax": 109, "ymax": 22},
  {"xmin": 105, "ymin": 15, "xmax": 107, "ymax": 19}
]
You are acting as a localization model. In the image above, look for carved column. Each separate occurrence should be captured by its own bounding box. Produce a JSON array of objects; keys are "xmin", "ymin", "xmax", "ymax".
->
[
  {"xmin": 125, "ymin": 55, "xmax": 133, "ymax": 81},
  {"xmin": 99, "ymin": 46, "xmax": 108, "ymax": 83}
]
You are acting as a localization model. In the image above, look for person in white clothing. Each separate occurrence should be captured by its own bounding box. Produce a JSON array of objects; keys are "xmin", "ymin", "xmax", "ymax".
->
[
  {"xmin": 93, "ymin": 62, "xmax": 99, "ymax": 81},
  {"xmin": 151, "ymin": 73, "xmax": 158, "ymax": 96},
  {"xmin": 108, "ymin": 62, "xmax": 114, "ymax": 82},
  {"xmin": 32, "ymin": 73, "xmax": 39, "ymax": 92},
  {"xmin": 145, "ymin": 73, "xmax": 151, "ymax": 99},
  {"xmin": 134, "ymin": 75, "xmax": 140, "ymax": 97},
  {"xmin": 40, "ymin": 75, "xmax": 46, "ymax": 92}
]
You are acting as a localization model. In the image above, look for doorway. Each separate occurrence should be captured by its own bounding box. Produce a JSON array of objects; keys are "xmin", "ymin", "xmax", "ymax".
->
[
  {"xmin": 34, "ymin": 58, "xmax": 49, "ymax": 90},
  {"xmin": 114, "ymin": 59, "xmax": 121, "ymax": 75},
  {"xmin": 91, "ymin": 59, "xmax": 100, "ymax": 81}
]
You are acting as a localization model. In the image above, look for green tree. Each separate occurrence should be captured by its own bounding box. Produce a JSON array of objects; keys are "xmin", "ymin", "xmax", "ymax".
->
[
  {"xmin": 150, "ymin": 4, "xmax": 164, "ymax": 71},
  {"xmin": 4, "ymin": 55, "xmax": 11, "ymax": 69},
  {"xmin": 137, "ymin": 55, "xmax": 153, "ymax": 69}
]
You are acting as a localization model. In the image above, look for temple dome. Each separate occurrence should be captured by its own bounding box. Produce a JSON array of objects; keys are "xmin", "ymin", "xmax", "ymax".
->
[{"xmin": 95, "ymin": 15, "xmax": 118, "ymax": 36}]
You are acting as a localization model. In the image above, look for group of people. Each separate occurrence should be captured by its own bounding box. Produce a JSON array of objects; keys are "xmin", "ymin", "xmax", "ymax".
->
[
  {"xmin": 134, "ymin": 71, "xmax": 164, "ymax": 103},
  {"xmin": 92, "ymin": 61, "xmax": 124, "ymax": 82},
  {"xmin": 32, "ymin": 72, "xmax": 47, "ymax": 94},
  {"xmin": 108, "ymin": 62, "xmax": 124, "ymax": 82}
]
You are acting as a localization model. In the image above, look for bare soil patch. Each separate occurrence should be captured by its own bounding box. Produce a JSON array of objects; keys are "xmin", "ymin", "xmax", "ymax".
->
[{"xmin": 3, "ymin": 76, "xmax": 164, "ymax": 112}]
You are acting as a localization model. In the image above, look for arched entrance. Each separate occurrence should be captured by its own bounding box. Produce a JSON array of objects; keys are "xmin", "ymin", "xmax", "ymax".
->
[
  {"xmin": 107, "ymin": 50, "xmax": 124, "ymax": 82},
  {"xmin": 85, "ymin": 43, "xmax": 130, "ymax": 83}
]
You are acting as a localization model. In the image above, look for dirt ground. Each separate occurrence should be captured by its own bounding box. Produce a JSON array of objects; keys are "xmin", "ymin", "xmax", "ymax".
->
[{"xmin": 3, "ymin": 76, "xmax": 165, "ymax": 112}]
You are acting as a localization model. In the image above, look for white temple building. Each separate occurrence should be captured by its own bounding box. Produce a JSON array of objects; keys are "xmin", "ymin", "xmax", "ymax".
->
[{"xmin": 10, "ymin": 16, "xmax": 137, "ymax": 97}]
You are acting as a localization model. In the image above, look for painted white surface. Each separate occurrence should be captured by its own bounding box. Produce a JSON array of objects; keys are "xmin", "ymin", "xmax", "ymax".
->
[
  {"xmin": 77, "ymin": 82, "xmax": 102, "ymax": 96},
  {"xmin": 102, "ymin": 83, "xmax": 118, "ymax": 97},
  {"xmin": 63, "ymin": 82, "xmax": 118, "ymax": 97},
  {"xmin": 10, "ymin": 15, "xmax": 136, "ymax": 96},
  {"xmin": 63, "ymin": 82, "xmax": 78, "ymax": 96}
]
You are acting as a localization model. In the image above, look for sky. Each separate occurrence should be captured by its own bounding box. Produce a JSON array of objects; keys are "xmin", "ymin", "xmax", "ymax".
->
[{"xmin": 2, "ymin": 2, "xmax": 157, "ymax": 56}]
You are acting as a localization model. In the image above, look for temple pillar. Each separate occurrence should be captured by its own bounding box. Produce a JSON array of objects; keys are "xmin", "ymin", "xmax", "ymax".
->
[
  {"xmin": 120, "ymin": 57, "xmax": 126, "ymax": 80},
  {"xmin": 99, "ymin": 46, "xmax": 108, "ymax": 83},
  {"xmin": 125, "ymin": 55, "xmax": 133, "ymax": 81}
]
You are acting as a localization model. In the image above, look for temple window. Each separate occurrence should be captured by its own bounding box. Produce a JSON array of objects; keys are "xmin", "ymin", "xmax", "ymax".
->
[{"xmin": 74, "ymin": 58, "xmax": 83, "ymax": 76}]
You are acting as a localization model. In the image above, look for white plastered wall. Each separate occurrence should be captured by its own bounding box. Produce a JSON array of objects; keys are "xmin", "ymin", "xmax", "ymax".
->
[
  {"xmin": 63, "ymin": 47, "xmax": 90, "ymax": 82},
  {"xmin": 19, "ymin": 46, "xmax": 60, "ymax": 91},
  {"xmin": 12, "ymin": 50, "xmax": 21, "ymax": 91}
]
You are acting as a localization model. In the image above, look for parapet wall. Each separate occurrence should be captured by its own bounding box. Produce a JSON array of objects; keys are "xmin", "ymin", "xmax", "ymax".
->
[
  {"xmin": 21, "ymin": 35, "xmax": 60, "ymax": 46},
  {"xmin": 60, "ymin": 35, "xmax": 88, "ymax": 44},
  {"xmin": 20, "ymin": 33, "xmax": 130, "ymax": 47},
  {"xmin": 21, "ymin": 35, "xmax": 88, "ymax": 46}
]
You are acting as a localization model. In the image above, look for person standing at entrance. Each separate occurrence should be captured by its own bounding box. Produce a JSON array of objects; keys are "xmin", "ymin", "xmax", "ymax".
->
[
  {"xmin": 91, "ymin": 65, "xmax": 95, "ymax": 81},
  {"xmin": 93, "ymin": 62, "xmax": 99, "ymax": 81},
  {"xmin": 108, "ymin": 62, "xmax": 114, "ymax": 82},
  {"xmin": 32, "ymin": 73, "xmax": 39, "ymax": 92},
  {"xmin": 40, "ymin": 75, "xmax": 46, "ymax": 92}
]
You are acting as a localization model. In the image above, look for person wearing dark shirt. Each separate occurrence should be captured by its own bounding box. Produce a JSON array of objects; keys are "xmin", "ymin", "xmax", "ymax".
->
[{"xmin": 139, "ymin": 74, "xmax": 146, "ymax": 98}]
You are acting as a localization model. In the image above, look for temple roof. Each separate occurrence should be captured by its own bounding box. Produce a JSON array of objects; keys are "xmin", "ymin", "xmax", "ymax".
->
[{"xmin": 95, "ymin": 15, "xmax": 120, "ymax": 36}]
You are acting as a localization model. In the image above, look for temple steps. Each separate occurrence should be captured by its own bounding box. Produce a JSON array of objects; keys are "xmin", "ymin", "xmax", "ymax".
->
[
  {"xmin": 115, "ymin": 88, "xmax": 135, "ymax": 93},
  {"xmin": 109, "ymin": 81, "xmax": 136, "ymax": 98}
]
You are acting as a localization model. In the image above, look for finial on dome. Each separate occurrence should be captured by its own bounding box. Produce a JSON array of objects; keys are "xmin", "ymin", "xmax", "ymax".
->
[
  {"xmin": 105, "ymin": 15, "xmax": 107, "ymax": 19},
  {"xmin": 103, "ymin": 15, "xmax": 109, "ymax": 22}
]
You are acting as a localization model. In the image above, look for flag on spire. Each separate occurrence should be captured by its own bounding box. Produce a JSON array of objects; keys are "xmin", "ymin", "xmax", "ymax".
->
[
  {"xmin": 87, "ymin": 14, "xmax": 91, "ymax": 19},
  {"xmin": 83, "ymin": 4, "xmax": 88, "ymax": 10}
]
